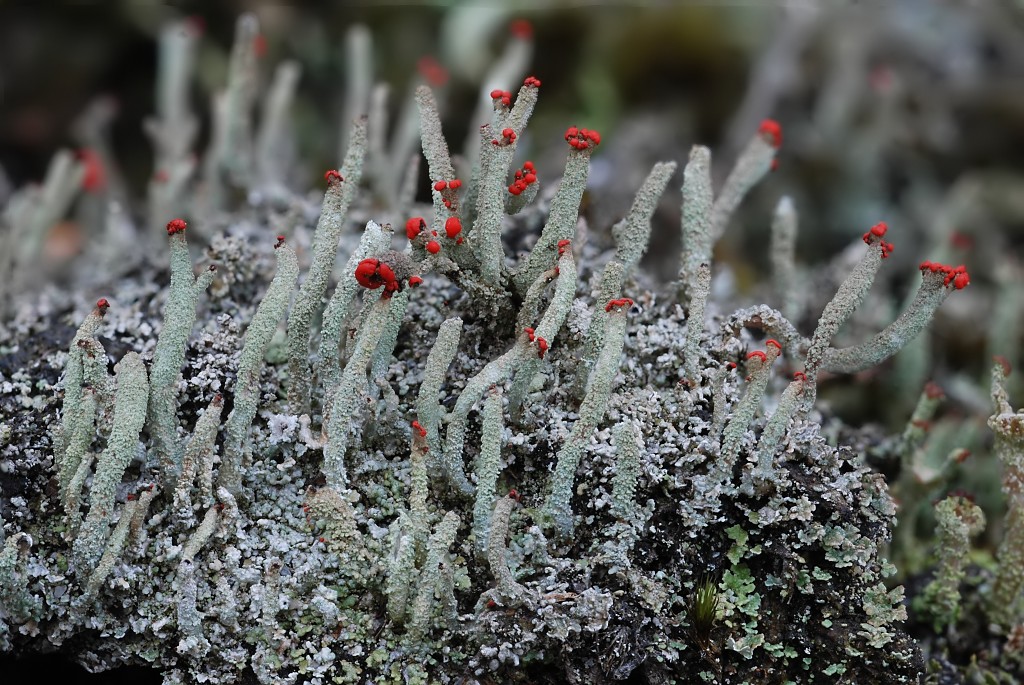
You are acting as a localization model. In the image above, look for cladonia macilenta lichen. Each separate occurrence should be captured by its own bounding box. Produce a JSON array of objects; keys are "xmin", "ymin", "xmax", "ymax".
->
[{"xmin": 0, "ymin": 12, "xmax": 992, "ymax": 685}]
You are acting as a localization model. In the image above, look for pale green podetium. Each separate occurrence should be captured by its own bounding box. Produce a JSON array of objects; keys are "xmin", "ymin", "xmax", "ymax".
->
[
  {"xmin": 286, "ymin": 117, "xmax": 367, "ymax": 415},
  {"xmin": 987, "ymin": 360, "xmax": 1024, "ymax": 628},
  {"xmin": 914, "ymin": 495, "xmax": 984, "ymax": 631},
  {"xmin": 72, "ymin": 352, "xmax": 150, "ymax": 572},
  {"xmin": 543, "ymin": 299, "xmax": 630, "ymax": 536},
  {"xmin": 148, "ymin": 219, "xmax": 216, "ymax": 488},
  {"xmin": 219, "ymin": 239, "xmax": 299, "ymax": 496},
  {"xmin": 512, "ymin": 130, "xmax": 596, "ymax": 295}
]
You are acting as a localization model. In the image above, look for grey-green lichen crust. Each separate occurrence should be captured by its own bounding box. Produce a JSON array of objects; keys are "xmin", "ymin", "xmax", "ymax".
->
[{"xmin": 0, "ymin": 201, "xmax": 920, "ymax": 683}]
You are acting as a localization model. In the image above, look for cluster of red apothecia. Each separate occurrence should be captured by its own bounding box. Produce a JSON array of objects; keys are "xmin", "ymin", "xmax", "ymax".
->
[
  {"xmin": 861, "ymin": 221, "xmax": 895, "ymax": 259},
  {"xmin": 489, "ymin": 89, "xmax": 513, "ymax": 108},
  {"xmin": 354, "ymin": 258, "xmax": 409, "ymax": 296},
  {"xmin": 490, "ymin": 75, "xmax": 542, "ymax": 109},
  {"xmin": 919, "ymin": 261, "xmax": 970, "ymax": 290},
  {"xmin": 405, "ymin": 215, "xmax": 463, "ymax": 254},
  {"xmin": 508, "ymin": 161, "xmax": 537, "ymax": 196},
  {"xmin": 523, "ymin": 327, "xmax": 549, "ymax": 359},
  {"xmin": 433, "ymin": 178, "xmax": 462, "ymax": 210},
  {"xmin": 564, "ymin": 126, "xmax": 601, "ymax": 150},
  {"xmin": 492, "ymin": 128, "xmax": 517, "ymax": 147},
  {"xmin": 166, "ymin": 218, "xmax": 188, "ymax": 235},
  {"xmin": 746, "ymin": 339, "xmax": 782, "ymax": 364}
]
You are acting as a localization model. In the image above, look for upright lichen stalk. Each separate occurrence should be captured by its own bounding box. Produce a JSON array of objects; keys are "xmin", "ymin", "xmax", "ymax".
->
[{"xmin": 988, "ymin": 359, "xmax": 1024, "ymax": 629}]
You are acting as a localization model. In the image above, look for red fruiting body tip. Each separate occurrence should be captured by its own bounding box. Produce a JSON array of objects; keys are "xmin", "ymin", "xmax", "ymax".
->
[
  {"xmin": 524, "ymin": 75, "xmax": 541, "ymax": 88},
  {"xmin": 412, "ymin": 420, "xmax": 427, "ymax": 438},
  {"xmin": 536, "ymin": 337, "xmax": 549, "ymax": 358},
  {"xmin": 758, "ymin": 119, "xmax": 783, "ymax": 148},
  {"xmin": 166, "ymin": 218, "xmax": 187, "ymax": 235},
  {"xmin": 502, "ymin": 128, "xmax": 515, "ymax": 139},
  {"xmin": 510, "ymin": 19, "xmax": 533, "ymax": 39},
  {"xmin": 319, "ymin": 537, "xmax": 326, "ymax": 543},
  {"xmin": 766, "ymin": 339, "xmax": 782, "ymax": 351},
  {"xmin": 378, "ymin": 263, "xmax": 396, "ymax": 284},
  {"xmin": 275, "ymin": 235, "xmax": 286, "ymax": 249},
  {"xmin": 406, "ymin": 217, "xmax": 425, "ymax": 240},
  {"xmin": 995, "ymin": 355, "xmax": 1012, "ymax": 376},
  {"xmin": 793, "ymin": 371, "xmax": 806, "ymax": 381},
  {"xmin": 445, "ymin": 217, "xmax": 462, "ymax": 239},
  {"xmin": 426, "ymin": 240, "xmax": 441, "ymax": 254},
  {"xmin": 449, "ymin": 179, "xmax": 461, "ymax": 189},
  {"xmin": 354, "ymin": 259, "xmax": 379, "ymax": 287},
  {"xmin": 919, "ymin": 261, "xmax": 970, "ymax": 289},
  {"xmin": 96, "ymin": 298, "xmax": 110, "ymax": 310},
  {"xmin": 456, "ymin": 237, "xmax": 464, "ymax": 245},
  {"xmin": 728, "ymin": 362, "xmax": 737, "ymax": 369},
  {"xmin": 950, "ymin": 231, "xmax": 973, "ymax": 250},
  {"xmin": 524, "ymin": 327, "xmax": 535, "ymax": 342},
  {"xmin": 565, "ymin": 126, "xmax": 599, "ymax": 150},
  {"xmin": 417, "ymin": 55, "xmax": 448, "ymax": 87},
  {"xmin": 490, "ymin": 89, "xmax": 504, "ymax": 99},
  {"xmin": 861, "ymin": 224, "xmax": 894, "ymax": 258},
  {"xmin": 604, "ymin": 298, "xmax": 634, "ymax": 312},
  {"xmin": 253, "ymin": 34, "xmax": 267, "ymax": 58},
  {"xmin": 924, "ymin": 381, "xmax": 945, "ymax": 399},
  {"xmin": 747, "ymin": 350, "xmax": 768, "ymax": 362},
  {"xmin": 434, "ymin": 180, "xmax": 447, "ymax": 191},
  {"xmin": 77, "ymin": 148, "xmax": 106, "ymax": 193},
  {"xmin": 324, "ymin": 169, "xmax": 343, "ymax": 184},
  {"xmin": 508, "ymin": 489, "xmax": 520, "ymax": 501},
  {"xmin": 862, "ymin": 222, "xmax": 889, "ymax": 245},
  {"xmin": 408, "ymin": 275, "xmax": 423, "ymax": 287},
  {"xmin": 443, "ymin": 199, "xmax": 452, "ymax": 209}
]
